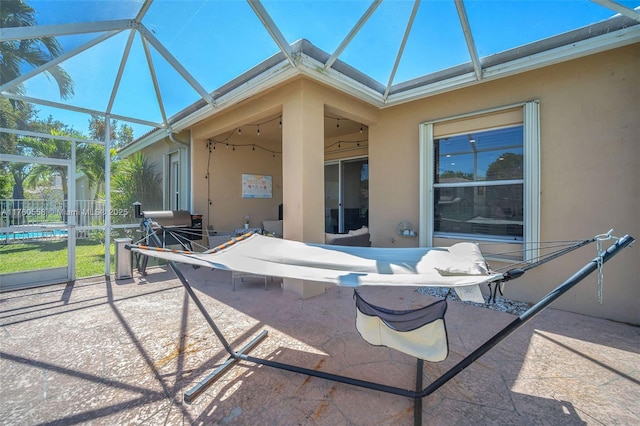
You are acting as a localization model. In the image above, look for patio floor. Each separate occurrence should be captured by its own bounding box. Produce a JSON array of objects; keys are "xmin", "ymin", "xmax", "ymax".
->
[{"xmin": 1, "ymin": 265, "xmax": 638, "ymax": 425}]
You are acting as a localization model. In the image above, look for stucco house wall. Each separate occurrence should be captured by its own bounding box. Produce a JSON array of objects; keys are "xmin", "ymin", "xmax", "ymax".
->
[
  {"xmin": 184, "ymin": 44, "xmax": 637, "ymax": 323},
  {"xmin": 369, "ymin": 44, "xmax": 639, "ymax": 324}
]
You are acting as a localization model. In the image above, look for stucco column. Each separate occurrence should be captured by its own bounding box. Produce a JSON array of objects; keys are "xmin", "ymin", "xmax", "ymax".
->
[{"xmin": 281, "ymin": 81, "xmax": 331, "ymax": 298}]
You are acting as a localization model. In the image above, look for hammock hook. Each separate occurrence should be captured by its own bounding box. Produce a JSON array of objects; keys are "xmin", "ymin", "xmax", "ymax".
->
[
  {"xmin": 594, "ymin": 230, "xmax": 622, "ymax": 304},
  {"xmin": 487, "ymin": 268, "xmax": 525, "ymax": 304}
]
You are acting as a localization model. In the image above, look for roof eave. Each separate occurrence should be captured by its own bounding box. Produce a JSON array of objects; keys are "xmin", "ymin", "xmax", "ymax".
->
[
  {"xmin": 386, "ymin": 17, "xmax": 640, "ymax": 106},
  {"xmin": 134, "ymin": 17, "xmax": 639, "ymax": 149}
]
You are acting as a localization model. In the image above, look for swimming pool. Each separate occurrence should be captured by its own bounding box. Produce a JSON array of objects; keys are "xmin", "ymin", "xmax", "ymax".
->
[{"xmin": 0, "ymin": 228, "xmax": 68, "ymax": 242}]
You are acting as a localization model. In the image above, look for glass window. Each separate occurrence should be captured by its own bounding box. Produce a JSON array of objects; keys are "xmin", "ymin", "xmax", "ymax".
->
[
  {"xmin": 420, "ymin": 101, "xmax": 539, "ymax": 253},
  {"xmin": 434, "ymin": 126, "xmax": 524, "ymax": 240}
]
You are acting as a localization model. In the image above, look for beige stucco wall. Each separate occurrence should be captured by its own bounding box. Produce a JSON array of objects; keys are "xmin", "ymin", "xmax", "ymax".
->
[
  {"xmin": 187, "ymin": 45, "xmax": 638, "ymax": 323},
  {"xmin": 190, "ymin": 87, "xmax": 286, "ymax": 232},
  {"xmin": 370, "ymin": 44, "xmax": 639, "ymax": 324},
  {"xmin": 191, "ymin": 79, "xmax": 378, "ymax": 237}
]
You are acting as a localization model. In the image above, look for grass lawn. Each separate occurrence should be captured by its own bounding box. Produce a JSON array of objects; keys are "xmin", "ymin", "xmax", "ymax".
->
[{"xmin": 0, "ymin": 239, "xmax": 115, "ymax": 278}]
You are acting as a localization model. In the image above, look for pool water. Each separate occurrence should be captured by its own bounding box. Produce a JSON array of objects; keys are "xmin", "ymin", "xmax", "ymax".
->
[{"xmin": 0, "ymin": 229, "xmax": 68, "ymax": 241}]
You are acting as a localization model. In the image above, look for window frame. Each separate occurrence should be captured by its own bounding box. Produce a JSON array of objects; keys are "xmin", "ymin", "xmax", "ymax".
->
[
  {"xmin": 163, "ymin": 147, "xmax": 189, "ymax": 211},
  {"xmin": 419, "ymin": 101, "xmax": 540, "ymax": 261}
]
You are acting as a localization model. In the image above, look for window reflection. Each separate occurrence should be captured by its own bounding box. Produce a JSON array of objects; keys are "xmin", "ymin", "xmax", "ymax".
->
[
  {"xmin": 434, "ymin": 125, "xmax": 524, "ymax": 240},
  {"xmin": 435, "ymin": 126, "xmax": 523, "ymax": 183}
]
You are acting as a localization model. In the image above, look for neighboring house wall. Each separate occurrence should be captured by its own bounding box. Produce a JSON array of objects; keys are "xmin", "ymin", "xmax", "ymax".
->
[
  {"xmin": 141, "ymin": 143, "xmax": 188, "ymax": 211},
  {"xmin": 124, "ymin": 130, "xmax": 191, "ymax": 212},
  {"xmin": 188, "ymin": 45, "xmax": 638, "ymax": 324},
  {"xmin": 75, "ymin": 174, "xmax": 91, "ymax": 201}
]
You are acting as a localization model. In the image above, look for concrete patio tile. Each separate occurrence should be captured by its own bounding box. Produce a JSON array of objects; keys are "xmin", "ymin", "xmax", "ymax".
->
[{"xmin": 1, "ymin": 264, "xmax": 639, "ymax": 425}]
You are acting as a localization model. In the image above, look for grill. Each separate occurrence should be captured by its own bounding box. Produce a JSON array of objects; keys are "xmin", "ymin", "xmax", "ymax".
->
[
  {"xmin": 137, "ymin": 210, "xmax": 203, "ymax": 275},
  {"xmin": 141, "ymin": 210, "xmax": 203, "ymax": 249}
]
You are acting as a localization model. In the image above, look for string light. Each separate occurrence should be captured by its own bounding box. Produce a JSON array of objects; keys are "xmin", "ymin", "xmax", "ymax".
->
[
  {"xmin": 325, "ymin": 139, "xmax": 368, "ymax": 154},
  {"xmin": 208, "ymin": 139, "xmax": 364, "ymax": 155},
  {"xmin": 324, "ymin": 115, "xmax": 366, "ymax": 134},
  {"xmin": 207, "ymin": 130, "xmax": 283, "ymax": 156},
  {"xmin": 207, "ymin": 115, "xmax": 367, "ymax": 156},
  {"xmin": 208, "ymin": 139, "xmax": 282, "ymax": 156},
  {"xmin": 237, "ymin": 115, "xmax": 283, "ymax": 134}
]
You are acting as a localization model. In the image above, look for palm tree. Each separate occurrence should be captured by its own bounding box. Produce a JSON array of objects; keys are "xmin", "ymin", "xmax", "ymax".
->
[
  {"xmin": 111, "ymin": 153, "xmax": 162, "ymax": 223},
  {"xmin": 20, "ymin": 134, "xmax": 72, "ymax": 199},
  {"xmin": 0, "ymin": 0, "xmax": 74, "ymax": 100},
  {"xmin": 77, "ymin": 142, "xmax": 118, "ymax": 201},
  {"xmin": 0, "ymin": 98, "xmax": 37, "ymax": 203},
  {"xmin": 1, "ymin": 1, "xmax": 74, "ymax": 204}
]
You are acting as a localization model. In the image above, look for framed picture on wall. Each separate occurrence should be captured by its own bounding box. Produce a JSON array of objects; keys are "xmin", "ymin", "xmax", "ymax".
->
[{"xmin": 242, "ymin": 174, "xmax": 272, "ymax": 198}]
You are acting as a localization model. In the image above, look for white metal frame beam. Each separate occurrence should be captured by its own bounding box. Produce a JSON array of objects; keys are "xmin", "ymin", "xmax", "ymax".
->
[
  {"xmin": 0, "ymin": 20, "xmax": 134, "ymax": 41},
  {"xmin": 0, "ymin": 153, "xmax": 70, "ymax": 167},
  {"xmin": 137, "ymin": 22, "xmax": 215, "ymax": 106},
  {"xmin": 0, "ymin": 30, "xmax": 122, "ymax": 94},
  {"xmin": 324, "ymin": 0, "xmax": 382, "ymax": 70},
  {"xmin": 591, "ymin": 0, "xmax": 640, "ymax": 22},
  {"xmin": 384, "ymin": 0, "xmax": 420, "ymax": 100},
  {"xmin": 0, "ymin": 92, "xmax": 163, "ymax": 128},
  {"xmin": 136, "ymin": 0, "xmax": 154, "ymax": 22},
  {"xmin": 1, "ymin": 0, "xmax": 213, "ymax": 131},
  {"xmin": 0, "ymin": 127, "xmax": 103, "ymax": 145},
  {"xmin": 247, "ymin": 0, "xmax": 296, "ymax": 68},
  {"xmin": 385, "ymin": 24, "xmax": 640, "ymax": 107},
  {"xmin": 454, "ymin": 0, "xmax": 482, "ymax": 81},
  {"xmin": 141, "ymin": 34, "xmax": 169, "ymax": 128},
  {"xmin": 106, "ymin": 30, "xmax": 137, "ymax": 114}
]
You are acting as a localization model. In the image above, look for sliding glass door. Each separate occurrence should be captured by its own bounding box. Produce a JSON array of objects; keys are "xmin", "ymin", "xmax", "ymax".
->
[{"xmin": 324, "ymin": 158, "xmax": 369, "ymax": 233}]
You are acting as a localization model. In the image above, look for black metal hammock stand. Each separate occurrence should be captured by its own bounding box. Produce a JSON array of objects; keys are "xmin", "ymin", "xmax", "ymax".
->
[
  {"xmin": 131, "ymin": 224, "xmax": 634, "ymax": 426},
  {"xmin": 481, "ymin": 236, "xmax": 602, "ymax": 303}
]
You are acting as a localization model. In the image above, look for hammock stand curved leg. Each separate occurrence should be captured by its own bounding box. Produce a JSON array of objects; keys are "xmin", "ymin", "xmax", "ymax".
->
[{"xmin": 136, "ymin": 227, "xmax": 634, "ymax": 426}]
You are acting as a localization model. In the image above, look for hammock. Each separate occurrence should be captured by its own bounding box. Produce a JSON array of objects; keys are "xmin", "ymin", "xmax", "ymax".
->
[
  {"xmin": 128, "ymin": 232, "xmax": 504, "ymax": 303},
  {"xmin": 127, "ymin": 220, "xmax": 634, "ymax": 426},
  {"xmin": 354, "ymin": 290, "xmax": 449, "ymax": 362}
]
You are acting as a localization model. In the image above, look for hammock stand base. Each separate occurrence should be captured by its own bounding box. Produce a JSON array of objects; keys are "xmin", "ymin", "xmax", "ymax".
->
[{"xmin": 149, "ymin": 234, "xmax": 633, "ymax": 426}]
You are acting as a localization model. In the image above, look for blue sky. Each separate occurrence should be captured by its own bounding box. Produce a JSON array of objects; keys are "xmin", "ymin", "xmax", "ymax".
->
[{"xmin": 20, "ymin": 0, "xmax": 640, "ymax": 139}]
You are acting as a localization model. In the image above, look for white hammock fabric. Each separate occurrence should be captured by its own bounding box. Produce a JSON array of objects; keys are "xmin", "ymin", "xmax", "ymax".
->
[
  {"xmin": 129, "ymin": 233, "xmax": 504, "ymax": 302},
  {"xmin": 354, "ymin": 290, "xmax": 449, "ymax": 361}
]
